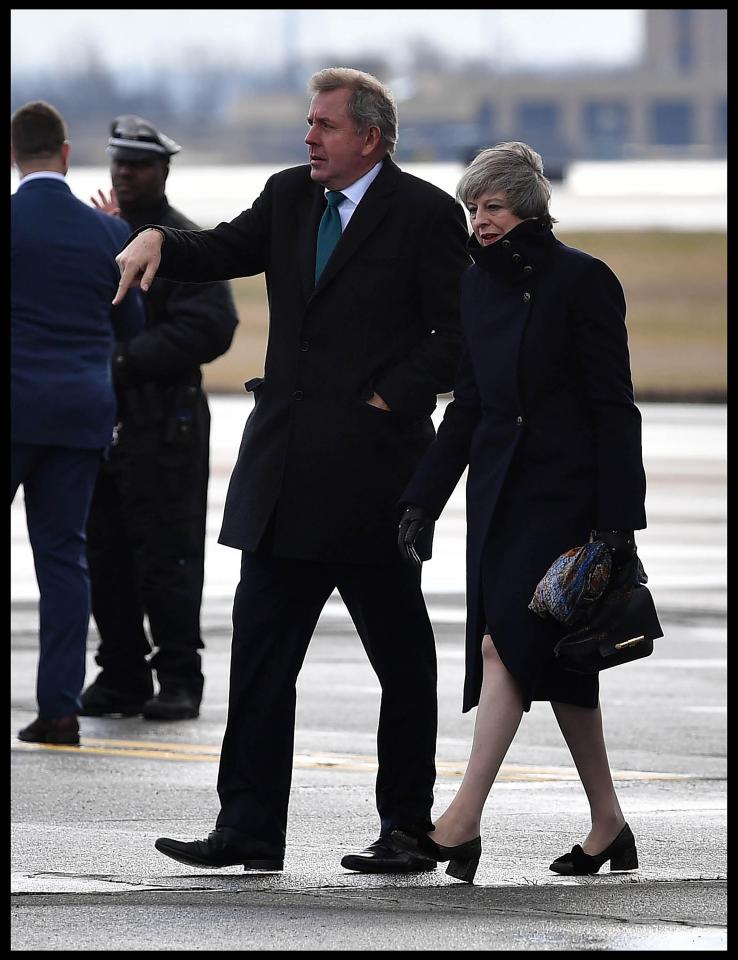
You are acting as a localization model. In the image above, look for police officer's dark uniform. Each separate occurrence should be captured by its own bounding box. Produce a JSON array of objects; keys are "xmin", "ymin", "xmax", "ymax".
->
[{"xmin": 81, "ymin": 117, "xmax": 239, "ymax": 720}]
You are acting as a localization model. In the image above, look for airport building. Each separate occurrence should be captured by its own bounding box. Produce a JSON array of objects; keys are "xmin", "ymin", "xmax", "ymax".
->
[{"xmin": 230, "ymin": 9, "xmax": 727, "ymax": 168}]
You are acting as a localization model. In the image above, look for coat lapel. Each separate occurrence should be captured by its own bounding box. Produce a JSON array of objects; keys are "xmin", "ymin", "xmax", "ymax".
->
[{"xmin": 311, "ymin": 157, "xmax": 400, "ymax": 297}]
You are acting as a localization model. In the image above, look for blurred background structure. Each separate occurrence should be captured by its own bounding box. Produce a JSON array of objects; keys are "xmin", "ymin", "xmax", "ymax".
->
[
  {"xmin": 11, "ymin": 10, "xmax": 727, "ymax": 166},
  {"xmin": 11, "ymin": 8, "xmax": 727, "ymax": 400}
]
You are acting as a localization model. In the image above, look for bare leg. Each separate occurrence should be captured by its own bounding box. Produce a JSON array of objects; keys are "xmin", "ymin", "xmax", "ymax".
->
[
  {"xmin": 431, "ymin": 635, "xmax": 525, "ymax": 847},
  {"xmin": 551, "ymin": 700, "xmax": 626, "ymax": 853}
]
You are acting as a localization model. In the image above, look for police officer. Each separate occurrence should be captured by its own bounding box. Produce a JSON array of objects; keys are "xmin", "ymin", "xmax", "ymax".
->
[{"xmin": 80, "ymin": 116, "xmax": 239, "ymax": 720}]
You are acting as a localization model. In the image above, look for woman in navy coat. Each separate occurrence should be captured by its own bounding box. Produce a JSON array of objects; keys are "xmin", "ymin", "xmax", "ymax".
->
[{"xmin": 393, "ymin": 142, "xmax": 647, "ymax": 882}]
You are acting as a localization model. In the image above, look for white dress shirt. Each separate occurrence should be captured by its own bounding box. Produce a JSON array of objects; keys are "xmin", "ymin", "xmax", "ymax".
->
[
  {"xmin": 327, "ymin": 160, "xmax": 384, "ymax": 232},
  {"xmin": 18, "ymin": 171, "xmax": 67, "ymax": 186}
]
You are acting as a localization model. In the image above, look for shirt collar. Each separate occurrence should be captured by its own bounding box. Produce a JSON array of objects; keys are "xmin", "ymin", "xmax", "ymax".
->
[
  {"xmin": 18, "ymin": 171, "xmax": 67, "ymax": 186},
  {"xmin": 324, "ymin": 160, "xmax": 384, "ymax": 207}
]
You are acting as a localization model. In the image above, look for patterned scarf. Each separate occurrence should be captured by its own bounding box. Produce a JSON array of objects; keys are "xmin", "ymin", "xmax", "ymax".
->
[{"xmin": 529, "ymin": 540, "xmax": 647, "ymax": 627}]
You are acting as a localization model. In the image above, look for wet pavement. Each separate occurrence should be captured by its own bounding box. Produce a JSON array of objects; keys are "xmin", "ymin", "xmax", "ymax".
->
[{"xmin": 11, "ymin": 399, "xmax": 726, "ymax": 950}]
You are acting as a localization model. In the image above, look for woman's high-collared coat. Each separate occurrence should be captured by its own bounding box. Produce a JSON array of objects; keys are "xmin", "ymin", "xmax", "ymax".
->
[{"xmin": 402, "ymin": 219, "xmax": 647, "ymax": 713}]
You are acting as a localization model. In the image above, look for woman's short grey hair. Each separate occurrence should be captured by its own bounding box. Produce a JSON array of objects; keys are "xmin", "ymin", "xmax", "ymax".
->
[
  {"xmin": 308, "ymin": 67, "xmax": 398, "ymax": 155},
  {"xmin": 457, "ymin": 141, "xmax": 556, "ymax": 228}
]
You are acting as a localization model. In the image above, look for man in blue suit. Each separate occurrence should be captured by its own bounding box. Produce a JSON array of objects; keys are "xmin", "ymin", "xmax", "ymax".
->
[{"xmin": 11, "ymin": 101, "xmax": 145, "ymax": 745}]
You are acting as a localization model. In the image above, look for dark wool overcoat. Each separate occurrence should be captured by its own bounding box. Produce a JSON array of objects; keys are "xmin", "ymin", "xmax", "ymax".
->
[
  {"xmin": 402, "ymin": 219, "xmax": 647, "ymax": 712},
  {"xmin": 140, "ymin": 157, "xmax": 470, "ymax": 563}
]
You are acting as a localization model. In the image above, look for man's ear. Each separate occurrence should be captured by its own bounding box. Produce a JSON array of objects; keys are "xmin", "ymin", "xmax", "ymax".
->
[
  {"xmin": 361, "ymin": 125, "xmax": 382, "ymax": 157},
  {"xmin": 60, "ymin": 141, "xmax": 71, "ymax": 172}
]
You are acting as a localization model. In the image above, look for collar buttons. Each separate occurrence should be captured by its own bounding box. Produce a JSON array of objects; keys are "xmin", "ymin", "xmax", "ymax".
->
[
  {"xmin": 523, "ymin": 265, "xmax": 533, "ymax": 274},
  {"xmin": 500, "ymin": 240, "xmax": 511, "ymax": 249},
  {"xmin": 511, "ymin": 253, "xmax": 522, "ymax": 263}
]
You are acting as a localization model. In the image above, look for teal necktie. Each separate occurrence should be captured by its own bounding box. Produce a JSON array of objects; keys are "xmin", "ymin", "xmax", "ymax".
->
[{"xmin": 315, "ymin": 191, "xmax": 347, "ymax": 282}]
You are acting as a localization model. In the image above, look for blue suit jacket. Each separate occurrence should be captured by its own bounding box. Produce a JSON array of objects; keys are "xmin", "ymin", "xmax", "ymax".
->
[{"xmin": 11, "ymin": 176, "xmax": 144, "ymax": 448}]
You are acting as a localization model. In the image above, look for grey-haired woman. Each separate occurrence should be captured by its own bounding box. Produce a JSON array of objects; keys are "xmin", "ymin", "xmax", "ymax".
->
[{"xmin": 393, "ymin": 142, "xmax": 646, "ymax": 882}]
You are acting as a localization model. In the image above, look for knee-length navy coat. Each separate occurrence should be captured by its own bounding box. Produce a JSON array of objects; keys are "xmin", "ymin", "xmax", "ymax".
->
[{"xmin": 402, "ymin": 218, "xmax": 647, "ymax": 713}]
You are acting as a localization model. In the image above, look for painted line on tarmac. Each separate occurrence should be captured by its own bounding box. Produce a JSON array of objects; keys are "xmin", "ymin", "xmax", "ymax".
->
[{"xmin": 11, "ymin": 737, "xmax": 689, "ymax": 781}]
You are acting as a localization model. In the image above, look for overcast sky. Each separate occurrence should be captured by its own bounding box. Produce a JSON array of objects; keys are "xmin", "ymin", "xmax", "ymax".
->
[{"xmin": 11, "ymin": 9, "xmax": 644, "ymax": 76}]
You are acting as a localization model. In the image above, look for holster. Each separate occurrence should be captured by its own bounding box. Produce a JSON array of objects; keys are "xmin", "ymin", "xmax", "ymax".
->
[{"xmin": 163, "ymin": 383, "xmax": 201, "ymax": 445}]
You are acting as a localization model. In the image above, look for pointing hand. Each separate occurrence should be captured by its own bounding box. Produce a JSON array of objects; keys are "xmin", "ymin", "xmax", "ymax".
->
[{"xmin": 113, "ymin": 228, "xmax": 164, "ymax": 304}]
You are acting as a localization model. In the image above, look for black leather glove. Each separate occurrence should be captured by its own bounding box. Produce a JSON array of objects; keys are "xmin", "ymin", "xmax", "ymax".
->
[
  {"xmin": 593, "ymin": 529, "xmax": 636, "ymax": 568},
  {"xmin": 398, "ymin": 504, "xmax": 432, "ymax": 567}
]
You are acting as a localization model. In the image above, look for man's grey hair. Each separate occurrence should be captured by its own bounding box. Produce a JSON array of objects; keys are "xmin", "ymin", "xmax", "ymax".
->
[
  {"xmin": 457, "ymin": 141, "xmax": 556, "ymax": 228},
  {"xmin": 308, "ymin": 67, "xmax": 398, "ymax": 155}
]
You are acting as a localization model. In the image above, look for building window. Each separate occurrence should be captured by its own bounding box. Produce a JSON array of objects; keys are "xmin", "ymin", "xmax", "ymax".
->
[
  {"xmin": 650, "ymin": 99, "xmax": 694, "ymax": 146},
  {"xmin": 516, "ymin": 102, "xmax": 563, "ymax": 160},
  {"xmin": 675, "ymin": 9, "xmax": 695, "ymax": 72},
  {"xmin": 715, "ymin": 98, "xmax": 727, "ymax": 146},
  {"xmin": 476, "ymin": 101, "xmax": 496, "ymax": 144},
  {"xmin": 582, "ymin": 101, "xmax": 630, "ymax": 159}
]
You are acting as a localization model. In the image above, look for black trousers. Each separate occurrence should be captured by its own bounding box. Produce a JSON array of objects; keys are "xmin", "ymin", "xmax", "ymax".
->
[
  {"xmin": 215, "ymin": 549, "xmax": 438, "ymax": 851},
  {"xmin": 86, "ymin": 396, "xmax": 209, "ymax": 695}
]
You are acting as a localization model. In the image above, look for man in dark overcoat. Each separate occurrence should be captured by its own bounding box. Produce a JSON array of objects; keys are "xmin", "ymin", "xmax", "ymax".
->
[
  {"xmin": 80, "ymin": 116, "xmax": 239, "ymax": 721},
  {"xmin": 112, "ymin": 69, "xmax": 470, "ymax": 873}
]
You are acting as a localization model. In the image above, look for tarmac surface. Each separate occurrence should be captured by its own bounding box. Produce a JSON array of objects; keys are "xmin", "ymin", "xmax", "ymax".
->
[{"xmin": 11, "ymin": 398, "xmax": 726, "ymax": 951}]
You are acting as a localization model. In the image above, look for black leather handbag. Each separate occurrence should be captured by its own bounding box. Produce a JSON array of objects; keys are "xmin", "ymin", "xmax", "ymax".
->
[{"xmin": 553, "ymin": 584, "xmax": 663, "ymax": 674}]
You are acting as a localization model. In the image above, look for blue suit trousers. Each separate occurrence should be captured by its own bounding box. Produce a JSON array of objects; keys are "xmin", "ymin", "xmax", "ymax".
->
[{"xmin": 11, "ymin": 443, "xmax": 101, "ymax": 717}]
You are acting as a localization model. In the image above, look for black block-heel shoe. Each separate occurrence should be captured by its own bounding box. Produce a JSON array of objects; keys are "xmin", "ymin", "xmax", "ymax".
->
[
  {"xmin": 391, "ymin": 829, "xmax": 482, "ymax": 884},
  {"xmin": 549, "ymin": 822, "xmax": 638, "ymax": 875}
]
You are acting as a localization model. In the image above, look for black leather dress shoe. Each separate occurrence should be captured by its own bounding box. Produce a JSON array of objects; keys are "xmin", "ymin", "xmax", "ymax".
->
[
  {"xmin": 155, "ymin": 829, "xmax": 284, "ymax": 871},
  {"xmin": 17, "ymin": 714, "xmax": 80, "ymax": 745},
  {"xmin": 340, "ymin": 836, "xmax": 437, "ymax": 873},
  {"xmin": 143, "ymin": 687, "xmax": 200, "ymax": 720},
  {"xmin": 80, "ymin": 674, "xmax": 153, "ymax": 717}
]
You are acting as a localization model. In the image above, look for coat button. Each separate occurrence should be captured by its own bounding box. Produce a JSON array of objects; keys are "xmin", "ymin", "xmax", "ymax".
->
[
  {"xmin": 523, "ymin": 265, "xmax": 533, "ymax": 274},
  {"xmin": 516, "ymin": 415, "xmax": 524, "ymax": 426},
  {"xmin": 501, "ymin": 239, "xmax": 511, "ymax": 249},
  {"xmin": 522, "ymin": 291, "xmax": 531, "ymax": 303},
  {"xmin": 512, "ymin": 253, "xmax": 522, "ymax": 263},
  {"xmin": 300, "ymin": 340, "xmax": 310, "ymax": 352},
  {"xmin": 293, "ymin": 389, "xmax": 304, "ymax": 400}
]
